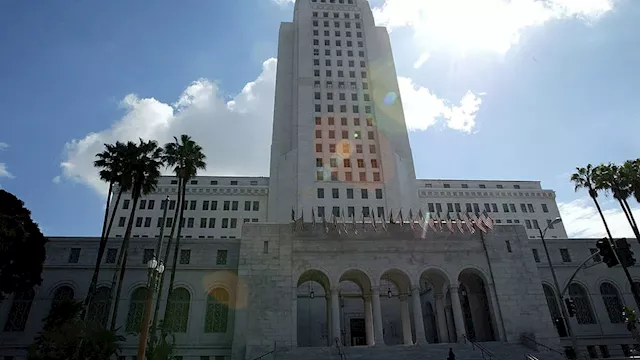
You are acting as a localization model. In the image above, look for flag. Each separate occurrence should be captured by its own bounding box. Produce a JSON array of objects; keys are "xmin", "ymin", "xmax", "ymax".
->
[
  {"xmin": 341, "ymin": 208, "xmax": 347, "ymax": 234},
  {"xmin": 291, "ymin": 208, "xmax": 295, "ymax": 222},
  {"xmin": 435, "ymin": 213, "xmax": 443, "ymax": 231},
  {"xmin": 455, "ymin": 213, "xmax": 465, "ymax": 233},
  {"xmin": 409, "ymin": 209, "xmax": 415, "ymax": 229},
  {"xmin": 482, "ymin": 210, "xmax": 494, "ymax": 230},
  {"xmin": 332, "ymin": 213, "xmax": 338, "ymax": 231},
  {"xmin": 312, "ymin": 208, "xmax": 316, "ymax": 229},
  {"xmin": 352, "ymin": 209, "xmax": 358, "ymax": 234},
  {"xmin": 389, "ymin": 209, "xmax": 395, "ymax": 224},
  {"xmin": 446, "ymin": 214, "xmax": 454, "ymax": 233},
  {"xmin": 399, "ymin": 210, "xmax": 404, "ymax": 227},
  {"xmin": 462, "ymin": 213, "xmax": 475, "ymax": 234},
  {"xmin": 428, "ymin": 213, "xmax": 437, "ymax": 232},
  {"xmin": 322, "ymin": 214, "xmax": 328, "ymax": 233},
  {"xmin": 372, "ymin": 212, "xmax": 378, "ymax": 231},
  {"xmin": 362, "ymin": 209, "xmax": 365, "ymax": 229},
  {"xmin": 472, "ymin": 213, "xmax": 487, "ymax": 233}
]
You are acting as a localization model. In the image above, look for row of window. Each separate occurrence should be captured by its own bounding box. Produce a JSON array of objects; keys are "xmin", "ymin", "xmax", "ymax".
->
[
  {"xmin": 313, "ymin": 38, "xmax": 364, "ymax": 49},
  {"xmin": 317, "ymin": 187, "xmax": 382, "ymax": 200},
  {"xmin": 313, "ymin": 19, "xmax": 362, "ymax": 29},
  {"xmin": 315, "ymin": 129, "xmax": 375, "ymax": 140},
  {"xmin": 317, "ymin": 157, "xmax": 378, "ymax": 169},
  {"xmin": 311, "ymin": 0, "xmax": 355, "ymax": 4},
  {"xmin": 123, "ymin": 199, "xmax": 260, "ymax": 212},
  {"xmin": 314, "ymin": 90, "xmax": 369, "ymax": 102},
  {"xmin": 531, "ymin": 246, "xmax": 601, "ymax": 265},
  {"xmin": 314, "ymin": 103, "xmax": 372, "ymax": 114},
  {"xmin": 3, "ymin": 285, "xmax": 230, "ymax": 336},
  {"xmin": 119, "ymin": 216, "xmax": 258, "ymax": 229},
  {"xmin": 317, "ymin": 205, "xmax": 385, "ymax": 218},
  {"xmin": 317, "ymin": 169, "xmax": 381, "ymax": 182},
  {"xmin": 169, "ymin": 179, "xmax": 256, "ymax": 186},
  {"xmin": 316, "ymin": 116, "xmax": 374, "ymax": 127},
  {"xmin": 65, "ymin": 247, "xmax": 229, "ymax": 266},
  {"xmin": 313, "ymin": 29, "xmax": 362, "ymax": 39},
  {"xmin": 425, "ymin": 202, "xmax": 549, "ymax": 214},
  {"xmin": 313, "ymin": 78, "xmax": 368, "ymax": 91},
  {"xmin": 427, "ymin": 183, "xmax": 523, "ymax": 190},
  {"xmin": 312, "ymin": 8, "xmax": 359, "ymax": 19}
]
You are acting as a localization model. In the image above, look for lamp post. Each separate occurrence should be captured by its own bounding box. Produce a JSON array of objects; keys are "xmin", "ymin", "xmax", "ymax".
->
[
  {"xmin": 137, "ymin": 257, "xmax": 165, "ymax": 360},
  {"xmin": 539, "ymin": 217, "xmax": 580, "ymax": 358}
]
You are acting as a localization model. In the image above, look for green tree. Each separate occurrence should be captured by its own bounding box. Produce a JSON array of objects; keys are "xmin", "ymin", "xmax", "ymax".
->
[
  {"xmin": 160, "ymin": 135, "xmax": 206, "ymax": 329},
  {"xmin": 108, "ymin": 139, "xmax": 164, "ymax": 330},
  {"xmin": 626, "ymin": 159, "xmax": 640, "ymax": 203},
  {"xmin": 29, "ymin": 299, "xmax": 124, "ymax": 360},
  {"xmin": 82, "ymin": 142, "xmax": 132, "ymax": 319},
  {"xmin": 571, "ymin": 164, "xmax": 616, "ymax": 239},
  {"xmin": 593, "ymin": 163, "xmax": 640, "ymax": 243},
  {"xmin": 0, "ymin": 190, "xmax": 47, "ymax": 300}
]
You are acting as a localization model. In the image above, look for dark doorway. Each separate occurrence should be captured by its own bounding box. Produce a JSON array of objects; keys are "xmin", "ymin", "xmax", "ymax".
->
[{"xmin": 350, "ymin": 318, "xmax": 366, "ymax": 346}]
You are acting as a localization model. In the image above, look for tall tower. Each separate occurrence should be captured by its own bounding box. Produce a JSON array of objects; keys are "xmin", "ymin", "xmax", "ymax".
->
[{"xmin": 267, "ymin": 0, "xmax": 417, "ymax": 223}]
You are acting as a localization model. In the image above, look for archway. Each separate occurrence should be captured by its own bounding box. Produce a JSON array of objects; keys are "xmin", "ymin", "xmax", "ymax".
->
[
  {"xmin": 380, "ymin": 269, "xmax": 413, "ymax": 345},
  {"xmin": 457, "ymin": 269, "xmax": 496, "ymax": 342},
  {"xmin": 542, "ymin": 284, "xmax": 566, "ymax": 337},
  {"xmin": 338, "ymin": 269, "xmax": 373, "ymax": 347},
  {"xmin": 297, "ymin": 269, "xmax": 331, "ymax": 347},
  {"xmin": 419, "ymin": 268, "xmax": 451, "ymax": 343}
]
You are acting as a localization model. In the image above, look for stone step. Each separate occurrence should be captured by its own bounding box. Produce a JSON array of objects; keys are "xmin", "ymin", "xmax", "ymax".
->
[{"xmin": 273, "ymin": 342, "xmax": 567, "ymax": 360}]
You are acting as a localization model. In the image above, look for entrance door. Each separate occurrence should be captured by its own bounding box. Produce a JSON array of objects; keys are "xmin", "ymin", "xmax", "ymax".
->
[{"xmin": 350, "ymin": 318, "xmax": 366, "ymax": 346}]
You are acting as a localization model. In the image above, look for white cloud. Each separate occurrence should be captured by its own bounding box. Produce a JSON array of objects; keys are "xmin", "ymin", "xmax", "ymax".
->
[
  {"xmin": 59, "ymin": 58, "xmax": 278, "ymax": 196},
  {"xmin": 372, "ymin": 0, "xmax": 614, "ymax": 62},
  {"xmin": 559, "ymin": 197, "xmax": 640, "ymax": 238},
  {"xmin": 397, "ymin": 76, "xmax": 483, "ymax": 132},
  {"xmin": 52, "ymin": 176, "xmax": 61, "ymax": 184},
  {"xmin": 0, "ymin": 142, "xmax": 13, "ymax": 180},
  {"xmin": 413, "ymin": 53, "xmax": 431, "ymax": 69}
]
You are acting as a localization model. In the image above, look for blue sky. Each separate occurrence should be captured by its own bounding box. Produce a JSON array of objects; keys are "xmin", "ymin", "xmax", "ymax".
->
[{"xmin": 0, "ymin": 0, "xmax": 638, "ymax": 238}]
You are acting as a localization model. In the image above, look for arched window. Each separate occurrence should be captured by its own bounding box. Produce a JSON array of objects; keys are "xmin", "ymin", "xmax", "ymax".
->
[
  {"xmin": 568, "ymin": 283, "xmax": 596, "ymax": 324},
  {"xmin": 543, "ymin": 284, "xmax": 561, "ymax": 319},
  {"xmin": 204, "ymin": 288, "xmax": 229, "ymax": 333},
  {"xmin": 600, "ymin": 282, "xmax": 624, "ymax": 324},
  {"xmin": 87, "ymin": 287, "xmax": 111, "ymax": 327},
  {"xmin": 125, "ymin": 287, "xmax": 149, "ymax": 332},
  {"xmin": 50, "ymin": 286, "xmax": 75, "ymax": 314},
  {"xmin": 165, "ymin": 288, "xmax": 190, "ymax": 333},
  {"xmin": 3, "ymin": 289, "xmax": 35, "ymax": 332}
]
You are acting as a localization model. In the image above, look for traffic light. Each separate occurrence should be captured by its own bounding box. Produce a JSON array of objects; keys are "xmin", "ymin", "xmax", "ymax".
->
[
  {"xmin": 615, "ymin": 238, "xmax": 636, "ymax": 267},
  {"xmin": 596, "ymin": 238, "xmax": 619, "ymax": 267},
  {"xmin": 565, "ymin": 298, "xmax": 576, "ymax": 317}
]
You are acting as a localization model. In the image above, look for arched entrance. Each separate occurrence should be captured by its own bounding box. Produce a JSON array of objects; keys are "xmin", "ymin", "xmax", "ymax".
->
[
  {"xmin": 297, "ymin": 269, "xmax": 331, "ymax": 347},
  {"xmin": 338, "ymin": 269, "xmax": 373, "ymax": 347},
  {"xmin": 380, "ymin": 269, "xmax": 413, "ymax": 345},
  {"xmin": 419, "ymin": 268, "xmax": 451, "ymax": 343},
  {"xmin": 457, "ymin": 269, "xmax": 496, "ymax": 342},
  {"xmin": 542, "ymin": 283, "xmax": 566, "ymax": 337}
]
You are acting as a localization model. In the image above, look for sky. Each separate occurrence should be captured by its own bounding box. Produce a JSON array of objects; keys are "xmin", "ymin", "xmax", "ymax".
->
[{"xmin": 0, "ymin": 0, "xmax": 639, "ymax": 238}]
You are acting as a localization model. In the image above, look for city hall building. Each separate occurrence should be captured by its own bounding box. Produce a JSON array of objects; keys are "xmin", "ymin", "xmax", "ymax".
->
[{"xmin": 1, "ymin": 0, "xmax": 638, "ymax": 359}]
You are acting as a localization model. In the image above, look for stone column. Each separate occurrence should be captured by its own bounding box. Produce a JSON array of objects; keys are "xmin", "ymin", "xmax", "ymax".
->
[
  {"xmin": 410, "ymin": 286, "xmax": 426, "ymax": 344},
  {"xmin": 292, "ymin": 286, "xmax": 298, "ymax": 347},
  {"xmin": 331, "ymin": 287, "xmax": 341, "ymax": 346},
  {"xmin": 445, "ymin": 306, "xmax": 456, "ymax": 342},
  {"xmin": 326, "ymin": 296, "xmax": 332, "ymax": 346},
  {"xmin": 486, "ymin": 283, "xmax": 506, "ymax": 341},
  {"xmin": 449, "ymin": 286, "xmax": 467, "ymax": 342},
  {"xmin": 400, "ymin": 295, "xmax": 413, "ymax": 345},
  {"xmin": 371, "ymin": 288, "xmax": 385, "ymax": 346},
  {"xmin": 364, "ymin": 295, "xmax": 375, "ymax": 346},
  {"xmin": 435, "ymin": 294, "xmax": 450, "ymax": 343}
]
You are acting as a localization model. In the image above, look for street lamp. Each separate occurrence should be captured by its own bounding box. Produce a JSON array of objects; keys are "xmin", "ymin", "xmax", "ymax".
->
[
  {"xmin": 539, "ymin": 217, "xmax": 580, "ymax": 358},
  {"xmin": 137, "ymin": 257, "xmax": 165, "ymax": 360}
]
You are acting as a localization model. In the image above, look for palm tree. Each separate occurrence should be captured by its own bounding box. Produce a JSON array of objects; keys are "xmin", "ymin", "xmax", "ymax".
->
[
  {"xmin": 571, "ymin": 164, "xmax": 616, "ymax": 239},
  {"xmin": 593, "ymin": 163, "xmax": 640, "ymax": 243},
  {"xmin": 107, "ymin": 139, "xmax": 163, "ymax": 331},
  {"xmin": 624, "ymin": 159, "xmax": 640, "ymax": 203},
  {"xmin": 160, "ymin": 135, "xmax": 206, "ymax": 329},
  {"xmin": 82, "ymin": 142, "xmax": 131, "ymax": 320}
]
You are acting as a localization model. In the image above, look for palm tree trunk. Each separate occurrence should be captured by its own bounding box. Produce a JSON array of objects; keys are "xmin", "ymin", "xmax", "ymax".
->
[
  {"xmin": 622, "ymin": 199, "xmax": 640, "ymax": 243},
  {"xmin": 108, "ymin": 188, "xmax": 141, "ymax": 331},
  {"xmin": 591, "ymin": 193, "xmax": 640, "ymax": 309},
  {"xmin": 163, "ymin": 179, "xmax": 188, "ymax": 327},
  {"xmin": 151, "ymin": 177, "xmax": 183, "ymax": 338},
  {"xmin": 82, "ymin": 184, "xmax": 121, "ymax": 319}
]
